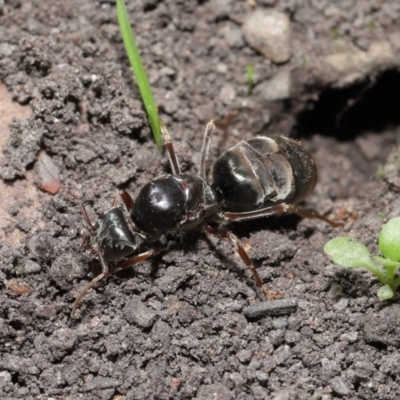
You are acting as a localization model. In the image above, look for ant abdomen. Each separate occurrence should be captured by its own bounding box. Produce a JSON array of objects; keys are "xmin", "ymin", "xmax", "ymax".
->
[{"xmin": 212, "ymin": 136, "xmax": 317, "ymax": 212}]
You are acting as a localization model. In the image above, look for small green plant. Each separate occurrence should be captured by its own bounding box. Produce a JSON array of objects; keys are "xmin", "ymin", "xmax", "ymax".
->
[
  {"xmin": 324, "ymin": 217, "xmax": 400, "ymax": 300},
  {"xmin": 376, "ymin": 165, "xmax": 386, "ymax": 180},
  {"xmin": 116, "ymin": 0, "xmax": 162, "ymax": 149},
  {"xmin": 330, "ymin": 28, "xmax": 340, "ymax": 40},
  {"xmin": 246, "ymin": 64, "xmax": 254, "ymax": 96},
  {"xmin": 13, "ymin": 262, "xmax": 25, "ymax": 275}
]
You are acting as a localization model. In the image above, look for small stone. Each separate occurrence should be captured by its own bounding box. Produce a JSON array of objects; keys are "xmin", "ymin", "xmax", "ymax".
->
[
  {"xmin": 0, "ymin": 355, "xmax": 39, "ymax": 375},
  {"xmin": 271, "ymin": 385, "xmax": 301, "ymax": 400},
  {"xmin": 333, "ymin": 298, "xmax": 349, "ymax": 311},
  {"xmin": 219, "ymin": 84, "xmax": 236, "ymax": 105},
  {"xmin": 24, "ymin": 259, "xmax": 42, "ymax": 274},
  {"xmin": 17, "ymin": 217, "xmax": 32, "ymax": 233},
  {"xmin": 123, "ymin": 296, "xmax": 157, "ymax": 329},
  {"xmin": 74, "ymin": 147, "xmax": 97, "ymax": 163},
  {"xmin": 385, "ymin": 142, "xmax": 400, "ymax": 190},
  {"xmin": 255, "ymin": 70, "xmax": 291, "ymax": 101},
  {"xmin": 62, "ymin": 364, "xmax": 80, "ymax": 386},
  {"xmin": 35, "ymin": 304, "xmax": 58, "ymax": 319},
  {"xmin": 274, "ymin": 345, "xmax": 290, "ymax": 366},
  {"xmin": 216, "ymin": 63, "xmax": 228, "ymax": 74},
  {"xmin": 92, "ymin": 389, "xmax": 116, "ymax": 400},
  {"xmin": 50, "ymin": 254, "xmax": 84, "ymax": 290},
  {"xmin": 318, "ymin": 41, "xmax": 394, "ymax": 87},
  {"xmin": 0, "ymin": 371, "xmax": 12, "ymax": 384},
  {"xmin": 255, "ymin": 370, "xmax": 268, "ymax": 385},
  {"xmin": 329, "ymin": 376, "xmax": 351, "ymax": 396},
  {"xmin": 339, "ymin": 331, "xmax": 358, "ymax": 343},
  {"xmin": 220, "ymin": 24, "xmax": 244, "ymax": 48},
  {"xmin": 210, "ymin": 0, "xmax": 232, "ymax": 20},
  {"xmin": 40, "ymin": 367, "xmax": 65, "ymax": 388},
  {"xmin": 48, "ymin": 328, "xmax": 76, "ymax": 352},
  {"xmin": 195, "ymin": 382, "xmax": 233, "ymax": 400},
  {"xmin": 236, "ymin": 349, "xmax": 252, "ymax": 364},
  {"xmin": 0, "ymin": 42, "xmax": 15, "ymax": 56},
  {"xmin": 242, "ymin": 10, "xmax": 291, "ymax": 63},
  {"xmin": 83, "ymin": 376, "xmax": 123, "ymax": 392},
  {"xmin": 102, "ymin": 144, "xmax": 119, "ymax": 163},
  {"xmin": 364, "ymin": 305, "xmax": 400, "ymax": 347},
  {"xmin": 272, "ymin": 317, "xmax": 288, "ymax": 329}
]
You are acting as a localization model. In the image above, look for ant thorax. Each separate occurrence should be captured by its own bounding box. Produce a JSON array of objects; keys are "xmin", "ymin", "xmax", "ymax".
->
[{"xmin": 130, "ymin": 174, "xmax": 218, "ymax": 239}]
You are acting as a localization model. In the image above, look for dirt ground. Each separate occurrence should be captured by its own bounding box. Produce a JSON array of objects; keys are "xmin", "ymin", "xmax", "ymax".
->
[{"xmin": 1, "ymin": 1, "xmax": 400, "ymax": 399}]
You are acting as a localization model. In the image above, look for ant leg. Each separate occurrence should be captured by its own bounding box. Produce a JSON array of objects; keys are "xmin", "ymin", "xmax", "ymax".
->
[
  {"xmin": 65, "ymin": 189, "xmax": 96, "ymax": 231},
  {"xmin": 199, "ymin": 121, "xmax": 216, "ymax": 178},
  {"xmin": 71, "ymin": 249, "xmax": 156, "ymax": 317},
  {"xmin": 284, "ymin": 204, "xmax": 344, "ymax": 227},
  {"xmin": 81, "ymin": 235, "xmax": 91, "ymax": 251},
  {"xmin": 161, "ymin": 124, "xmax": 181, "ymax": 175},
  {"xmin": 213, "ymin": 110, "xmax": 239, "ymax": 132},
  {"xmin": 204, "ymin": 225, "xmax": 280, "ymax": 299},
  {"xmin": 120, "ymin": 190, "xmax": 135, "ymax": 212},
  {"xmin": 199, "ymin": 111, "xmax": 240, "ymax": 178},
  {"xmin": 111, "ymin": 192, "xmax": 121, "ymax": 207},
  {"xmin": 223, "ymin": 204, "xmax": 343, "ymax": 227}
]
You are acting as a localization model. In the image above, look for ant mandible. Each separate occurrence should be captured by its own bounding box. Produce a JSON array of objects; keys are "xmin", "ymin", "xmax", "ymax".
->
[{"xmin": 71, "ymin": 117, "xmax": 341, "ymax": 317}]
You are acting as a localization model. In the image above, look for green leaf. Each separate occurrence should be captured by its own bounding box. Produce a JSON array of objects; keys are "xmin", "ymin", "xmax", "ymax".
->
[
  {"xmin": 377, "ymin": 284, "xmax": 394, "ymax": 300},
  {"xmin": 324, "ymin": 237, "xmax": 374, "ymax": 269},
  {"xmin": 373, "ymin": 256, "xmax": 400, "ymax": 269},
  {"xmin": 373, "ymin": 255, "xmax": 400, "ymax": 281},
  {"xmin": 378, "ymin": 217, "xmax": 400, "ymax": 262},
  {"xmin": 116, "ymin": 0, "xmax": 162, "ymax": 150}
]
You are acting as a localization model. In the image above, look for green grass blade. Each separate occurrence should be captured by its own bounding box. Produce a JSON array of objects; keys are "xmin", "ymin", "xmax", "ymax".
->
[
  {"xmin": 116, "ymin": 0, "xmax": 162, "ymax": 150},
  {"xmin": 246, "ymin": 64, "xmax": 254, "ymax": 96}
]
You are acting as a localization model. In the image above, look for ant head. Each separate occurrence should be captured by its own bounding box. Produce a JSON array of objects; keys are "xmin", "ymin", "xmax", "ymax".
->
[{"xmin": 95, "ymin": 207, "xmax": 137, "ymax": 261}]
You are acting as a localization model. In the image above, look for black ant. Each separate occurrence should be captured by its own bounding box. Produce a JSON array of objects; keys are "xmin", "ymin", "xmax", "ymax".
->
[{"xmin": 70, "ymin": 118, "xmax": 341, "ymax": 317}]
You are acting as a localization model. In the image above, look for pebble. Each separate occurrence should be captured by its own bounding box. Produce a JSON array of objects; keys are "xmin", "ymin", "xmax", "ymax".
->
[
  {"xmin": 220, "ymin": 24, "xmax": 244, "ymax": 48},
  {"xmin": 364, "ymin": 305, "xmax": 400, "ymax": 347},
  {"xmin": 329, "ymin": 376, "xmax": 351, "ymax": 396},
  {"xmin": 83, "ymin": 376, "xmax": 123, "ymax": 392},
  {"xmin": 242, "ymin": 10, "xmax": 291, "ymax": 63},
  {"xmin": 339, "ymin": 331, "xmax": 358, "ymax": 343},
  {"xmin": 24, "ymin": 259, "xmax": 42, "ymax": 274},
  {"xmin": 255, "ymin": 70, "xmax": 291, "ymax": 101},
  {"xmin": 0, "ymin": 42, "xmax": 15, "ymax": 56},
  {"xmin": 48, "ymin": 328, "xmax": 77, "ymax": 352},
  {"xmin": 0, "ymin": 355, "xmax": 39, "ymax": 375},
  {"xmin": 318, "ymin": 40, "xmax": 394, "ymax": 87},
  {"xmin": 219, "ymin": 84, "xmax": 236, "ymax": 105},
  {"xmin": 333, "ymin": 298, "xmax": 349, "ymax": 311},
  {"xmin": 123, "ymin": 296, "xmax": 158, "ymax": 329},
  {"xmin": 274, "ymin": 345, "xmax": 290, "ymax": 366},
  {"xmin": 236, "ymin": 349, "xmax": 252, "ymax": 364},
  {"xmin": 255, "ymin": 370, "xmax": 268, "ymax": 385},
  {"xmin": 196, "ymin": 382, "xmax": 233, "ymax": 400}
]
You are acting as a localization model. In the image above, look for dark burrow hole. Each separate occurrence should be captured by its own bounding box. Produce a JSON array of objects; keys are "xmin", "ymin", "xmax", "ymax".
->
[{"xmin": 295, "ymin": 69, "xmax": 400, "ymax": 140}]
